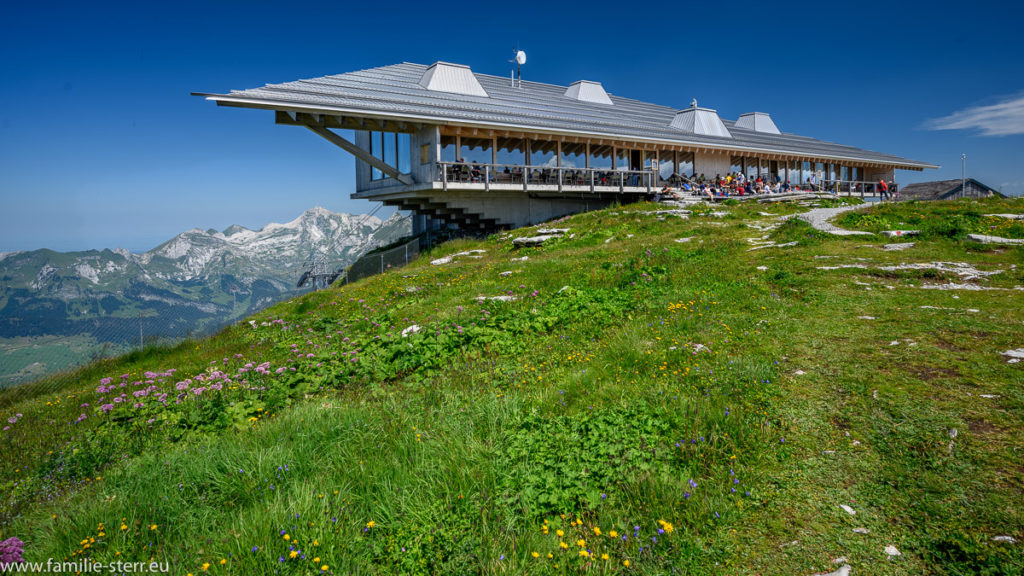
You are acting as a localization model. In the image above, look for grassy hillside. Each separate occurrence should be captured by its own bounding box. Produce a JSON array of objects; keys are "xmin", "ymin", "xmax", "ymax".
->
[{"xmin": 0, "ymin": 198, "xmax": 1021, "ymax": 575}]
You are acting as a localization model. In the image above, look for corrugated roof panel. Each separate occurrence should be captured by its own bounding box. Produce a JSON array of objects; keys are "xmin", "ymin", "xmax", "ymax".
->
[
  {"xmin": 564, "ymin": 81, "xmax": 613, "ymax": 105},
  {"xmin": 417, "ymin": 62, "xmax": 488, "ymax": 97}
]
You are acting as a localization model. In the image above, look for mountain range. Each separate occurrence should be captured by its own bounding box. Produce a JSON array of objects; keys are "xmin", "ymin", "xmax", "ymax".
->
[{"xmin": 0, "ymin": 207, "xmax": 411, "ymax": 385}]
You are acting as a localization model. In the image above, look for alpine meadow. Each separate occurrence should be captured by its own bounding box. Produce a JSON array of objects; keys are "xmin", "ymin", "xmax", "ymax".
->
[{"xmin": 0, "ymin": 197, "xmax": 1021, "ymax": 575}]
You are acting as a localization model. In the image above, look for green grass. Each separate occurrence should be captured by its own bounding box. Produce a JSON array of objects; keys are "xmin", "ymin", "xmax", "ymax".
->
[{"xmin": 0, "ymin": 197, "xmax": 1021, "ymax": 575}]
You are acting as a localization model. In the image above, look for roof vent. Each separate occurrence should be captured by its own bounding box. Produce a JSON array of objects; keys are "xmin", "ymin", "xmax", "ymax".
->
[
  {"xmin": 670, "ymin": 104, "xmax": 732, "ymax": 138},
  {"xmin": 564, "ymin": 80, "xmax": 613, "ymax": 105},
  {"xmin": 735, "ymin": 112, "xmax": 781, "ymax": 134},
  {"xmin": 418, "ymin": 62, "xmax": 489, "ymax": 97}
]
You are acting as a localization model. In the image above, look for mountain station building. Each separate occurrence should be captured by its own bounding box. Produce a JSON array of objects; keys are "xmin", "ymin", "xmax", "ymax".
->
[{"xmin": 197, "ymin": 61, "xmax": 937, "ymax": 234}]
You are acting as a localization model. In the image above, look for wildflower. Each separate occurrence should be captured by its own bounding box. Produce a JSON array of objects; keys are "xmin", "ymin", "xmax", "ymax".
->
[
  {"xmin": 601, "ymin": 553, "xmax": 610, "ymax": 560},
  {"xmin": 559, "ymin": 542, "xmax": 568, "ymax": 549},
  {"xmin": 289, "ymin": 551, "xmax": 298, "ymax": 559},
  {"xmin": 283, "ymin": 533, "xmax": 290, "ymax": 541},
  {"xmin": 579, "ymin": 550, "xmax": 589, "ymax": 558},
  {"xmin": 531, "ymin": 552, "xmax": 539, "ymax": 558},
  {"xmin": 219, "ymin": 559, "xmax": 226, "ymax": 565},
  {"xmin": 594, "ymin": 527, "xmax": 602, "ymax": 536},
  {"xmin": 201, "ymin": 563, "xmax": 210, "ymax": 571},
  {"xmin": 366, "ymin": 521, "xmax": 375, "ymax": 529},
  {"xmin": 547, "ymin": 553, "xmax": 553, "ymax": 559},
  {"xmin": 576, "ymin": 539, "xmax": 586, "ymax": 547},
  {"xmin": 624, "ymin": 560, "xmax": 630, "ymax": 567},
  {"xmin": 609, "ymin": 530, "xmax": 618, "ymax": 538},
  {"xmin": 321, "ymin": 566, "xmax": 328, "ymax": 572},
  {"xmin": 556, "ymin": 529, "xmax": 564, "ymax": 537},
  {"xmin": 314, "ymin": 557, "xmax": 320, "ymax": 563}
]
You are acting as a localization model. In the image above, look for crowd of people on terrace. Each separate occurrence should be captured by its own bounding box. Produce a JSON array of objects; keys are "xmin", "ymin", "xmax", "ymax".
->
[
  {"xmin": 442, "ymin": 159, "xmax": 897, "ymax": 201},
  {"xmin": 658, "ymin": 171, "xmax": 898, "ymax": 202}
]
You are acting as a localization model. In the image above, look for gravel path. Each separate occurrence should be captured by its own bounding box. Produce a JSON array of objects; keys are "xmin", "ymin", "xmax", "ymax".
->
[{"xmin": 795, "ymin": 204, "xmax": 875, "ymax": 236}]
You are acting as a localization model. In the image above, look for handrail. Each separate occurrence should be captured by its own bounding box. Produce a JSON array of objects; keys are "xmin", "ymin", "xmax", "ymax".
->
[{"xmin": 438, "ymin": 161, "xmax": 655, "ymax": 193}]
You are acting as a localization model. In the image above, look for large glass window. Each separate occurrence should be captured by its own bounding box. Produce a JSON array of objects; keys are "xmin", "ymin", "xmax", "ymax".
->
[
  {"xmin": 530, "ymin": 140, "xmax": 557, "ymax": 167},
  {"xmin": 370, "ymin": 132, "xmax": 383, "ymax": 180},
  {"xmin": 460, "ymin": 137, "xmax": 493, "ymax": 165},
  {"xmin": 730, "ymin": 155, "xmax": 744, "ymax": 176},
  {"xmin": 615, "ymin": 148, "xmax": 632, "ymax": 171},
  {"xmin": 561, "ymin": 142, "xmax": 587, "ymax": 168},
  {"xmin": 801, "ymin": 161, "xmax": 811, "ymax": 184},
  {"xmin": 787, "ymin": 160, "xmax": 799, "ymax": 183},
  {"xmin": 589, "ymin": 144, "xmax": 612, "ymax": 170},
  {"xmin": 760, "ymin": 159, "xmax": 770, "ymax": 180},
  {"xmin": 496, "ymin": 137, "xmax": 525, "ymax": 166},
  {"xmin": 745, "ymin": 157, "xmax": 759, "ymax": 180},
  {"xmin": 383, "ymin": 132, "xmax": 397, "ymax": 171},
  {"xmin": 440, "ymin": 135, "xmax": 457, "ymax": 163},
  {"xmin": 840, "ymin": 166, "xmax": 849, "ymax": 181},
  {"xmin": 850, "ymin": 166, "xmax": 860, "ymax": 182},
  {"xmin": 677, "ymin": 151, "xmax": 694, "ymax": 177},
  {"xmin": 369, "ymin": 131, "xmax": 412, "ymax": 181},
  {"xmin": 398, "ymin": 133, "xmax": 410, "ymax": 174},
  {"xmin": 658, "ymin": 151, "xmax": 675, "ymax": 181}
]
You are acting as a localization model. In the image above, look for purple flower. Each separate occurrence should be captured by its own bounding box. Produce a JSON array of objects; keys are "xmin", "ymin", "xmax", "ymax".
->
[
  {"xmin": 6, "ymin": 417, "xmax": 16, "ymax": 424},
  {"xmin": 0, "ymin": 536, "xmax": 25, "ymax": 563},
  {"xmin": 100, "ymin": 404, "xmax": 115, "ymax": 413}
]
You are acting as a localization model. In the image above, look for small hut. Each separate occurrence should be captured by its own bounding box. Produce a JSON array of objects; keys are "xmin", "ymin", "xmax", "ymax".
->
[{"xmin": 899, "ymin": 178, "xmax": 1003, "ymax": 201}]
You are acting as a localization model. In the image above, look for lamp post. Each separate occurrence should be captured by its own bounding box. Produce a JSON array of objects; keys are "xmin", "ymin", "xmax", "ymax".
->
[{"xmin": 961, "ymin": 153, "xmax": 966, "ymax": 196}]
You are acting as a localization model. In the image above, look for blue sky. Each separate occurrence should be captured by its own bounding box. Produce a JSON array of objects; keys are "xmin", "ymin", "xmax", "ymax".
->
[{"xmin": 1, "ymin": 0, "xmax": 1021, "ymax": 252}]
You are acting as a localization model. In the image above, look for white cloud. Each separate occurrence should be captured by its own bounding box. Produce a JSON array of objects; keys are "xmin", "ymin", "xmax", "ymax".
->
[{"xmin": 925, "ymin": 94, "xmax": 1024, "ymax": 136}]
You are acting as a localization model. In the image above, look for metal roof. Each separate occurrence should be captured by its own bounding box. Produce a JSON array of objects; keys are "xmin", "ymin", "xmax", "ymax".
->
[{"xmin": 198, "ymin": 62, "xmax": 936, "ymax": 170}]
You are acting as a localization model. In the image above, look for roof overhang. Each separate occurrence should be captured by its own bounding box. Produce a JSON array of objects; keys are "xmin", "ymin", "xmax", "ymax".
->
[{"xmin": 196, "ymin": 93, "xmax": 938, "ymax": 170}]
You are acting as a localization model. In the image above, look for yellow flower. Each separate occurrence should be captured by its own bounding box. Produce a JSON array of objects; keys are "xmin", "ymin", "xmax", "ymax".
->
[
  {"xmin": 601, "ymin": 553, "xmax": 610, "ymax": 560},
  {"xmin": 576, "ymin": 539, "xmax": 586, "ymax": 547},
  {"xmin": 556, "ymin": 529, "xmax": 564, "ymax": 537},
  {"xmin": 201, "ymin": 563, "xmax": 210, "ymax": 571},
  {"xmin": 366, "ymin": 521, "xmax": 375, "ymax": 528},
  {"xmin": 321, "ymin": 566, "xmax": 328, "ymax": 572},
  {"xmin": 624, "ymin": 560, "xmax": 630, "ymax": 567},
  {"xmin": 219, "ymin": 559, "xmax": 226, "ymax": 565},
  {"xmin": 314, "ymin": 557, "xmax": 320, "ymax": 563},
  {"xmin": 150, "ymin": 524, "xmax": 158, "ymax": 531},
  {"xmin": 547, "ymin": 553, "xmax": 553, "ymax": 559},
  {"xmin": 579, "ymin": 550, "xmax": 589, "ymax": 558},
  {"xmin": 559, "ymin": 541, "xmax": 568, "ymax": 549},
  {"xmin": 609, "ymin": 530, "xmax": 618, "ymax": 538},
  {"xmin": 120, "ymin": 524, "xmax": 127, "ymax": 531},
  {"xmin": 594, "ymin": 527, "xmax": 601, "ymax": 536},
  {"xmin": 289, "ymin": 551, "xmax": 298, "ymax": 559},
  {"xmin": 283, "ymin": 533, "xmax": 290, "ymax": 541},
  {"xmin": 313, "ymin": 540, "xmax": 319, "ymax": 546},
  {"xmin": 531, "ymin": 552, "xmax": 540, "ymax": 558}
]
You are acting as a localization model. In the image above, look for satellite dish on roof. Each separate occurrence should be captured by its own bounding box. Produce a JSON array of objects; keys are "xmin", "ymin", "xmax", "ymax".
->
[{"xmin": 516, "ymin": 50, "xmax": 527, "ymax": 65}]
